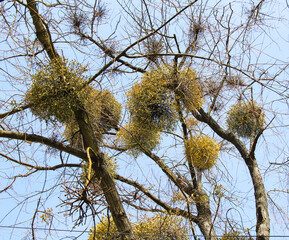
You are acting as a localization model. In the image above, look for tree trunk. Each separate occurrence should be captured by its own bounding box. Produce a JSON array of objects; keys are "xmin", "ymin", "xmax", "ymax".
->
[
  {"xmin": 245, "ymin": 157, "xmax": 270, "ymax": 240},
  {"xmin": 26, "ymin": 1, "xmax": 135, "ymax": 237},
  {"xmin": 195, "ymin": 109, "xmax": 270, "ymax": 239},
  {"xmin": 195, "ymin": 188, "xmax": 217, "ymax": 240},
  {"xmin": 74, "ymin": 108, "xmax": 135, "ymax": 239}
]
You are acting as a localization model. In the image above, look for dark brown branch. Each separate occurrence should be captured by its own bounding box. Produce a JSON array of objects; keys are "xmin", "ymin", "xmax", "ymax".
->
[
  {"xmin": 0, "ymin": 104, "xmax": 31, "ymax": 119},
  {"xmin": 193, "ymin": 108, "xmax": 249, "ymax": 159},
  {"xmin": 0, "ymin": 152, "xmax": 81, "ymax": 171},
  {"xmin": 122, "ymin": 199, "xmax": 166, "ymax": 213},
  {"xmin": 26, "ymin": 0, "xmax": 59, "ymax": 59},
  {"xmin": 115, "ymin": 174, "xmax": 198, "ymax": 223},
  {"xmin": 249, "ymin": 116, "xmax": 275, "ymax": 158},
  {"xmin": 142, "ymin": 149, "xmax": 194, "ymax": 196},
  {"xmin": 0, "ymin": 178, "xmax": 16, "ymax": 193},
  {"xmin": 0, "ymin": 130, "xmax": 86, "ymax": 160}
]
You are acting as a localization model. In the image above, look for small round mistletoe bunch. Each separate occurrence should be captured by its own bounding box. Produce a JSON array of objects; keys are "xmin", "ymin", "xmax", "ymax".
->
[
  {"xmin": 185, "ymin": 134, "xmax": 220, "ymax": 170},
  {"xmin": 226, "ymin": 101, "xmax": 265, "ymax": 138}
]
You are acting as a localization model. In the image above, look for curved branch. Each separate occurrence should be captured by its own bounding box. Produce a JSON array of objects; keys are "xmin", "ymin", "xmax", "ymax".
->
[
  {"xmin": 0, "ymin": 130, "xmax": 86, "ymax": 160},
  {"xmin": 249, "ymin": 115, "xmax": 275, "ymax": 158},
  {"xmin": 193, "ymin": 108, "xmax": 249, "ymax": 158},
  {"xmin": 0, "ymin": 152, "xmax": 81, "ymax": 171},
  {"xmin": 115, "ymin": 174, "xmax": 198, "ymax": 223},
  {"xmin": 0, "ymin": 104, "xmax": 31, "ymax": 119}
]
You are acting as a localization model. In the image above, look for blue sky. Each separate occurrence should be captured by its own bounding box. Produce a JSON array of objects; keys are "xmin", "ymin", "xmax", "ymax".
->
[{"xmin": 0, "ymin": 0, "xmax": 288, "ymax": 239}]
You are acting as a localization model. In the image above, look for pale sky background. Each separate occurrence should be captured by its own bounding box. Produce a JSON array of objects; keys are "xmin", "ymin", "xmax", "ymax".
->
[{"xmin": 0, "ymin": 0, "xmax": 288, "ymax": 239}]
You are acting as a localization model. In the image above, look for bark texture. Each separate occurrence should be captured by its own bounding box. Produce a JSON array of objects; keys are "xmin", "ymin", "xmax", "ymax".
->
[
  {"xmin": 245, "ymin": 156, "xmax": 270, "ymax": 240},
  {"xmin": 195, "ymin": 187, "xmax": 217, "ymax": 240},
  {"xmin": 194, "ymin": 108, "xmax": 270, "ymax": 239},
  {"xmin": 27, "ymin": 0, "xmax": 59, "ymax": 60},
  {"xmin": 26, "ymin": 1, "xmax": 135, "ymax": 238},
  {"xmin": 74, "ymin": 108, "xmax": 135, "ymax": 239}
]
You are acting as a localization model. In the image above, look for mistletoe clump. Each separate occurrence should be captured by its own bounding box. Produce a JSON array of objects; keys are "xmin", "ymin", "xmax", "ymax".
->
[
  {"xmin": 121, "ymin": 65, "xmax": 203, "ymax": 155},
  {"xmin": 25, "ymin": 58, "xmax": 89, "ymax": 123},
  {"xmin": 126, "ymin": 69, "xmax": 176, "ymax": 131},
  {"xmin": 164, "ymin": 65, "xmax": 203, "ymax": 112},
  {"xmin": 26, "ymin": 58, "xmax": 122, "ymax": 146},
  {"xmin": 127, "ymin": 65, "xmax": 203, "ymax": 131},
  {"xmin": 88, "ymin": 214, "xmax": 189, "ymax": 240},
  {"xmin": 134, "ymin": 214, "xmax": 189, "ymax": 239},
  {"xmin": 64, "ymin": 89, "xmax": 122, "ymax": 147},
  {"xmin": 185, "ymin": 134, "xmax": 220, "ymax": 170},
  {"xmin": 226, "ymin": 101, "xmax": 265, "ymax": 138},
  {"xmin": 117, "ymin": 121, "xmax": 161, "ymax": 157},
  {"xmin": 93, "ymin": 89, "xmax": 122, "ymax": 131}
]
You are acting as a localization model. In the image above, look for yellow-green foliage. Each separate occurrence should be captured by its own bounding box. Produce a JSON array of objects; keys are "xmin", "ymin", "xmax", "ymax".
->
[
  {"xmin": 26, "ymin": 58, "xmax": 122, "ymax": 129},
  {"xmin": 88, "ymin": 216, "xmax": 118, "ymax": 240},
  {"xmin": 226, "ymin": 101, "xmax": 265, "ymax": 138},
  {"xmin": 88, "ymin": 214, "xmax": 189, "ymax": 240},
  {"xmin": 25, "ymin": 58, "xmax": 89, "ymax": 123},
  {"xmin": 186, "ymin": 117, "xmax": 199, "ymax": 131},
  {"xmin": 117, "ymin": 122, "xmax": 161, "ymax": 157},
  {"xmin": 185, "ymin": 134, "xmax": 220, "ymax": 170},
  {"xmin": 64, "ymin": 89, "xmax": 122, "ymax": 147},
  {"xmin": 40, "ymin": 208, "xmax": 53, "ymax": 225},
  {"xmin": 134, "ymin": 214, "xmax": 189, "ymax": 239},
  {"xmin": 220, "ymin": 230, "xmax": 252, "ymax": 240},
  {"xmin": 121, "ymin": 65, "xmax": 203, "ymax": 155},
  {"xmin": 127, "ymin": 68, "xmax": 175, "ymax": 131},
  {"xmin": 127, "ymin": 65, "xmax": 203, "ymax": 131},
  {"xmin": 165, "ymin": 65, "xmax": 203, "ymax": 112},
  {"xmin": 95, "ymin": 90, "xmax": 122, "ymax": 131}
]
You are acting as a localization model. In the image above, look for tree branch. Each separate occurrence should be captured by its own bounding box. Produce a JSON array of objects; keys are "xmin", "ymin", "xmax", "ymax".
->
[
  {"xmin": 0, "ymin": 130, "xmax": 86, "ymax": 160},
  {"xmin": 193, "ymin": 108, "xmax": 249, "ymax": 159},
  {"xmin": 26, "ymin": 0, "xmax": 59, "ymax": 59},
  {"xmin": 86, "ymin": 0, "xmax": 199, "ymax": 85},
  {"xmin": 0, "ymin": 152, "xmax": 81, "ymax": 171},
  {"xmin": 115, "ymin": 174, "xmax": 198, "ymax": 223},
  {"xmin": 142, "ymin": 149, "xmax": 194, "ymax": 196},
  {"xmin": 0, "ymin": 104, "xmax": 31, "ymax": 119}
]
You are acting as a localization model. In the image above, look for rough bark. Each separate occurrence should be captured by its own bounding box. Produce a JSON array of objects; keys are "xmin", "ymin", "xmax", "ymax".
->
[
  {"xmin": 245, "ymin": 156, "xmax": 270, "ymax": 240},
  {"xmin": 194, "ymin": 108, "xmax": 270, "ymax": 239},
  {"xmin": 26, "ymin": 0, "xmax": 59, "ymax": 60},
  {"xmin": 194, "ymin": 185, "xmax": 217, "ymax": 240},
  {"xmin": 74, "ymin": 108, "xmax": 135, "ymax": 239},
  {"xmin": 26, "ymin": 1, "xmax": 135, "ymax": 237}
]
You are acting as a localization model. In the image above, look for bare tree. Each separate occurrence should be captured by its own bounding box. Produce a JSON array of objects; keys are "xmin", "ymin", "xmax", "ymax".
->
[{"xmin": 0, "ymin": 0, "xmax": 288, "ymax": 239}]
